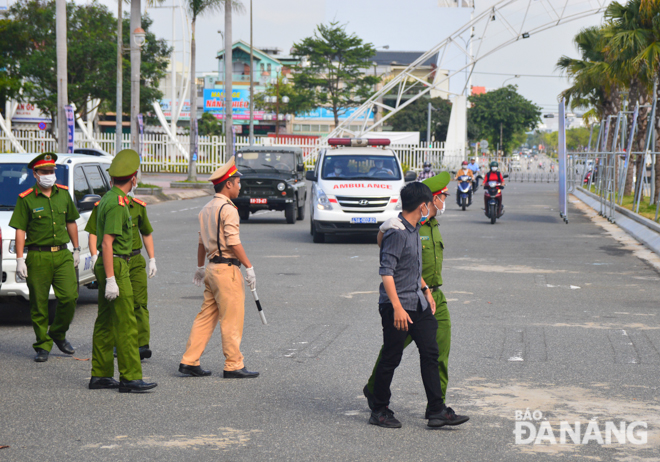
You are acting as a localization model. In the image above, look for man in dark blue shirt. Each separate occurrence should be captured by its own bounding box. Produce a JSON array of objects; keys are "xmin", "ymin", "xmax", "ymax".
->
[{"xmin": 369, "ymin": 182, "xmax": 469, "ymax": 429}]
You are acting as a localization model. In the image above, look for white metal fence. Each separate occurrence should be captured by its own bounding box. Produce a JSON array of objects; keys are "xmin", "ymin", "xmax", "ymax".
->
[{"xmin": 1, "ymin": 130, "xmax": 456, "ymax": 174}]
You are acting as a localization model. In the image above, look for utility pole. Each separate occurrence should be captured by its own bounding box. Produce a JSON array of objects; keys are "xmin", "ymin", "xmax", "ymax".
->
[
  {"xmin": 427, "ymin": 102, "xmax": 432, "ymax": 146},
  {"xmin": 224, "ymin": 1, "xmax": 234, "ymax": 159},
  {"xmin": 130, "ymin": 0, "xmax": 142, "ymax": 152},
  {"xmin": 56, "ymin": 0, "xmax": 68, "ymax": 153},
  {"xmin": 115, "ymin": 0, "xmax": 123, "ymax": 154},
  {"xmin": 500, "ymin": 122, "xmax": 503, "ymax": 155},
  {"xmin": 249, "ymin": 0, "xmax": 254, "ymax": 145}
]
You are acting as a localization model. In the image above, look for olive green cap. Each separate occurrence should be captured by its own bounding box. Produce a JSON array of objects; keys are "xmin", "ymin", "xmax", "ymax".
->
[
  {"xmin": 28, "ymin": 152, "xmax": 58, "ymax": 170},
  {"xmin": 108, "ymin": 149, "xmax": 140, "ymax": 178},
  {"xmin": 422, "ymin": 171, "xmax": 451, "ymax": 196}
]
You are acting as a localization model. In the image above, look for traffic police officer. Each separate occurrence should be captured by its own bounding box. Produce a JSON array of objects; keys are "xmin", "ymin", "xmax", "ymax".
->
[
  {"xmin": 178, "ymin": 157, "xmax": 259, "ymax": 379},
  {"xmin": 365, "ymin": 172, "xmax": 459, "ymax": 415},
  {"xmin": 89, "ymin": 149, "xmax": 157, "ymax": 393},
  {"xmin": 9, "ymin": 153, "xmax": 80, "ymax": 362},
  {"xmin": 86, "ymin": 177, "xmax": 157, "ymax": 360}
]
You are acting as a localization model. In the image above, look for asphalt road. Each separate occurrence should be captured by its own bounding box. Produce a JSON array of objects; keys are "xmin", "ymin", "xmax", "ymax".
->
[{"xmin": 1, "ymin": 180, "xmax": 659, "ymax": 461}]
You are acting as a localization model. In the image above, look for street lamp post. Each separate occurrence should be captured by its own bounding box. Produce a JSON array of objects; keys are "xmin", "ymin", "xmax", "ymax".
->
[
  {"xmin": 249, "ymin": 0, "xmax": 254, "ymax": 145},
  {"xmin": 130, "ymin": 0, "xmax": 145, "ymax": 153},
  {"xmin": 115, "ymin": 0, "xmax": 123, "ymax": 154},
  {"xmin": 501, "ymin": 75, "xmax": 520, "ymax": 87}
]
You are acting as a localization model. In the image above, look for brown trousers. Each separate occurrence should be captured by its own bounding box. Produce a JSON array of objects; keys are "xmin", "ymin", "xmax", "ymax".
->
[{"xmin": 181, "ymin": 263, "xmax": 245, "ymax": 371}]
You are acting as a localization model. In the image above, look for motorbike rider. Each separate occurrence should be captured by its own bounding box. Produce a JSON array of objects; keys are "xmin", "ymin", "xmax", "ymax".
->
[
  {"xmin": 467, "ymin": 158, "xmax": 480, "ymax": 190},
  {"xmin": 454, "ymin": 161, "xmax": 474, "ymax": 206},
  {"xmin": 483, "ymin": 161, "xmax": 505, "ymax": 217},
  {"xmin": 417, "ymin": 161, "xmax": 436, "ymax": 181}
]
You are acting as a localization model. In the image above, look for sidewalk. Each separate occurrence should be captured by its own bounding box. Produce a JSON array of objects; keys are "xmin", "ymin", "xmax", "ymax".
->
[{"xmin": 136, "ymin": 172, "xmax": 213, "ymax": 204}]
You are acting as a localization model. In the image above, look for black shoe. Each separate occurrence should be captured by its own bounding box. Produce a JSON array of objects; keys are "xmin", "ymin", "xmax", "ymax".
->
[
  {"xmin": 52, "ymin": 338, "xmax": 75, "ymax": 355},
  {"xmin": 89, "ymin": 376, "xmax": 120, "ymax": 389},
  {"xmin": 369, "ymin": 407, "xmax": 402, "ymax": 428},
  {"xmin": 179, "ymin": 363, "xmax": 212, "ymax": 377},
  {"xmin": 34, "ymin": 348, "xmax": 49, "ymax": 362},
  {"xmin": 223, "ymin": 367, "xmax": 259, "ymax": 379},
  {"xmin": 118, "ymin": 379, "xmax": 158, "ymax": 393},
  {"xmin": 139, "ymin": 345, "xmax": 152, "ymax": 360},
  {"xmin": 363, "ymin": 385, "xmax": 375, "ymax": 411},
  {"xmin": 427, "ymin": 407, "xmax": 470, "ymax": 427}
]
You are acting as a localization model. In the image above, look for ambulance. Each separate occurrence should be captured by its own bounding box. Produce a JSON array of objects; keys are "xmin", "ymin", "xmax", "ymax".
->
[{"xmin": 305, "ymin": 138, "xmax": 416, "ymax": 243}]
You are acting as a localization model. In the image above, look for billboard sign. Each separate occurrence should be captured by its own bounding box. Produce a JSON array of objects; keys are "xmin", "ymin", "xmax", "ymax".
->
[
  {"xmin": 11, "ymin": 103, "xmax": 51, "ymax": 123},
  {"xmin": 295, "ymin": 107, "xmax": 374, "ymax": 121},
  {"xmin": 204, "ymin": 88, "xmax": 266, "ymax": 120},
  {"xmin": 159, "ymin": 99, "xmax": 191, "ymax": 120}
]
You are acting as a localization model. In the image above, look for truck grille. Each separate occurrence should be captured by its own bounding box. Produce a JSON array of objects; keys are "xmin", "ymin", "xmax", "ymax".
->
[{"xmin": 335, "ymin": 195, "xmax": 390, "ymax": 213}]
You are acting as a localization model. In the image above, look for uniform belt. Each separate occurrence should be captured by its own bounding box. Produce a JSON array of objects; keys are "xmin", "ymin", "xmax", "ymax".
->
[
  {"xmin": 99, "ymin": 251, "xmax": 131, "ymax": 262},
  {"xmin": 210, "ymin": 256, "xmax": 241, "ymax": 267},
  {"xmin": 130, "ymin": 249, "xmax": 141, "ymax": 256},
  {"xmin": 429, "ymin": 285, "xmax": 442, "ymax": 292},
  {"xmin": 26, "ymin": 245, "xmax": 67, "ymax": 252}
]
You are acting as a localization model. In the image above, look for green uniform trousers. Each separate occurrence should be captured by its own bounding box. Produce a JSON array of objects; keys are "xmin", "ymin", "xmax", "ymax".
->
[
  {"xmin": 129, "ymin": 254, "xmax": 150, "ymax": 347},
  {"xmin": 91, "ymin": 258, "xmax": 142, "ymax": 381},
  {"xmin": 25, "ymin": 249, "xmax": 78, "ymax": 352},
  {"xmin": 367, "ymin": 289, "xmax": 451, "ymax": 401}
]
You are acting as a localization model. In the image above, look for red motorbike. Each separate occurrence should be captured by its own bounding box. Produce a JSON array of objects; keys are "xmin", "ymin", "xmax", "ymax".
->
[{"xmin": 484, "ymin": 178, "xmax": 507, "ymax": 224}]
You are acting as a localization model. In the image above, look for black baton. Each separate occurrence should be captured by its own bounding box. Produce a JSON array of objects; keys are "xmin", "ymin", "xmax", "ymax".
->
[{"xmin": 250, "ymin": 288, "xmax": 267, "ymax": 325}]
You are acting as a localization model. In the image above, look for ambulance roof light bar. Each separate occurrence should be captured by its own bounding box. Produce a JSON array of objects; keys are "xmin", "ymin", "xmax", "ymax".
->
[{"xmin": 327, "ymin": 138, "xmax": 391, "ymax": 147}]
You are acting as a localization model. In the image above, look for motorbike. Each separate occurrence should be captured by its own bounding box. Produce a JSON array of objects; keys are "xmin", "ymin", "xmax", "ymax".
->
[
  {"xmin": 456, "ymin": 175, "xmax": 473, "ymax": 211},
  {"xmin": 484, "ymin": 174, "xmax": 508, "ymax": 224}
]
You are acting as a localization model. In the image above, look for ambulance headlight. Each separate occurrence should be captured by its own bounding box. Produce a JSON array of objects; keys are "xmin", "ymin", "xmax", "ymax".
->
[
  {"xmin": 277, "ymin": 182, "xmax": 286, "ymax": 191},
  {"xmin": 316, "ymin": 189, "xmax": 333, "ymax": 210}
]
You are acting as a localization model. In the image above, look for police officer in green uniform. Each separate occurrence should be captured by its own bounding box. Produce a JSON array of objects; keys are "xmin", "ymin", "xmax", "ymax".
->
[
  {"xmin": 88, "ymin": 149, "xmax": 157, "ymax": 393},
  {"xmin": 9, "ymin": 153, "xmax": 81, "ymax": 362},
  {"xmin": 86, "ymin": 180, "xmax": 157, "ymax": 360},
  {"xmin": 365, "ymin": 172, "xmax": 460, "ymax": 417}
]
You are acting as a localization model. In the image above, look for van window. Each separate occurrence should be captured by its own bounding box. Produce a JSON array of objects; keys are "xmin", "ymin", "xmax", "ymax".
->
[
  {"xmin": 73, "ymin": 166, "xmax": 91, "ymax": 203},
  {"xmin": 321, "ymin": 155, "xmax": 401, "ymax": 181},
  {"xmin": 83, "ymin": 165, "xmax": 109, "ymax": 196}
]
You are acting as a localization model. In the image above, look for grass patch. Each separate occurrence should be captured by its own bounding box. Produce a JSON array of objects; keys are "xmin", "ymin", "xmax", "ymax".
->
[
  {"xmin": 137, "ymin": 182, "xmax": 160, "ymax": 188},
  {"xmin": 585, "ymin": 184, "xmax": 659, "ymax": 222}
]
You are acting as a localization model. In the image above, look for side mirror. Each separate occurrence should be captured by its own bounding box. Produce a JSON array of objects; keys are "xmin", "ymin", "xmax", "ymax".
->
[
  {"xmin": 503, "ymin": 174, "xmax": 509, "ymax": 178},
  {"xmin": 297, "ymin": 163, "xmax": 305, "ymax": 172},
  {"xmin": 78, "ymin": 194, "xmax": 102, "ymax": 212},
  {"xmin": 404, "ymin": 171, "xmax": 417, "ymax": 182},
  {"xmin": 305, "ymin": 170, "xmax": 317, "ymax": 182}
]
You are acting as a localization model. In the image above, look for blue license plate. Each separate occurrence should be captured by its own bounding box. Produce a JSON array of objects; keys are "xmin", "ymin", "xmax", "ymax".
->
[{"xmin": 351, "ymin": 217, "xmax": 377, "ymax": 224}]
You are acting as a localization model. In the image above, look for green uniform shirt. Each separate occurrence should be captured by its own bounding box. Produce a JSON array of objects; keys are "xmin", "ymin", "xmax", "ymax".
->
[
  {"xmin": 420, "ymin": 216, "xmax": 444, "ymax": 287},
  {"xmin": 94, "ymin": 186, "xmax": 132, "ymax": 255},
  {"xmin": 9, "ymin": 185, "xmax": 80, "ymax": 246},
  {"xmin": 86, "ymin": 196, "xmax": 153, "ymax": 251}
]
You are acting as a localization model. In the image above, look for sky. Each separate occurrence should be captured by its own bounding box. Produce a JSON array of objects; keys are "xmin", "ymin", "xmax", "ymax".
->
[{"xmin": 24, "ymin": 0, "xmax": 608, "ymax": 114}]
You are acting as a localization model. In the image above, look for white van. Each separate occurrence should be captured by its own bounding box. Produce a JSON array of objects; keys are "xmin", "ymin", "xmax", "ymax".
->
[
  {"xmin": 305, "ymin": 138, "xmax": 415, "ymax": 243},
  {"xmin": 1, "ymin": 153, "xmax": 113, "ymax": 319}
]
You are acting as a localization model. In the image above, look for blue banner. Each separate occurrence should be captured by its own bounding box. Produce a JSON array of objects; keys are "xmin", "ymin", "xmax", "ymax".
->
[{"xmin": 65, "ymin": 105, "xmax": 75, "ymax": 153}]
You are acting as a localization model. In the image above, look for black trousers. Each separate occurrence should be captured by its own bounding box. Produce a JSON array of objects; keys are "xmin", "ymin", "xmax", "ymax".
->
[{"xmin": 372, "ymin": 303, "xmax": 445, "ymax": 414}]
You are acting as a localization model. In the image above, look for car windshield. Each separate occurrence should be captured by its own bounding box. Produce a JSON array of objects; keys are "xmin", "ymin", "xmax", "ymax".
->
[
  {"xmin": 0, "ymin": 163, "xmax": 69, "ymax": 210},
  {"xmin": 236, "ymin": 151, "xmax": 296, "ymax": 172},
  {"xmin": 321, "ymin": 155, "xmax": 401, "ymax": 180}
]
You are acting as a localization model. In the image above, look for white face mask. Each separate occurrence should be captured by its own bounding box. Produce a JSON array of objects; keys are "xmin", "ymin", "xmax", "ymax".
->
[
  {"xmin": 439, "ymin": 199, "xmax": 446, "ymax": 215},
  {"xmin": 491, "ymin": 167, "xmax": 498, "ymax": 172},
  {"xmin": 37, "ymin": 173, "xmax": 57, "ymax": 188}
]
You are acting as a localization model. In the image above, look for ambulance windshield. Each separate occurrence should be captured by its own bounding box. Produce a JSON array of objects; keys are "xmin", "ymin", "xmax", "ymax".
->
[{"xmin": 321, "ymin": 155, "xmax": 401, "ymax": 180}]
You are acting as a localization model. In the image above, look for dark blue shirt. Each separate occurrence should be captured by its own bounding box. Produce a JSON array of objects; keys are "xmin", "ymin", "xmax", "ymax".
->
[{"xmin": 378, "ymin": 213, "xmax": 428, "ymax": 311}]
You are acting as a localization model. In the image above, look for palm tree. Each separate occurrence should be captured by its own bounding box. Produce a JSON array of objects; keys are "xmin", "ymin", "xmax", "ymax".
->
[{"xmin": 185, "ymin": 0, "xmax": 243, "ymax": 182}]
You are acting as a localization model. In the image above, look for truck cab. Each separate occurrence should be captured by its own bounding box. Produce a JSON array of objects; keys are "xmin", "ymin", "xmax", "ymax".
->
[{"xmin": 305, "ymin": 138, "xmax": 415, "ymax": 243}]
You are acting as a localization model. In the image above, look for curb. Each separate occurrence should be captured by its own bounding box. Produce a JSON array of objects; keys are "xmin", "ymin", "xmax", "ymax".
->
[
  {"xmin": 170, "ymin": 182, "xmax": 214, "ymax": 190},
  {"xmin": 573, "ymin": 187, "xmax": 660, "ymax": 256},
  {"xmin": 135, "ymin": 188, "xmax": 212, "ymax": 205}
]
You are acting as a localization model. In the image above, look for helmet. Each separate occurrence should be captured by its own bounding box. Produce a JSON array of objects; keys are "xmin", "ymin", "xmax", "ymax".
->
[
  {"xmin": 423, "ymin": 161, "xmax": 431, "ymax": 168},
  {"xmin": 462, "ymin": 161, "xmax": 468, "ymax": 166},
  {"xmin": 490, "ymin": 161, "xmax": 499, "ymax": 168}
]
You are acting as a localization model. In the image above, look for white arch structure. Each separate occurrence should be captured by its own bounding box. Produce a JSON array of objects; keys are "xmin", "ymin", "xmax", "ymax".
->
[{"xmin": 322, "ymin": 0, "xmax": 612, "ymax": 158}]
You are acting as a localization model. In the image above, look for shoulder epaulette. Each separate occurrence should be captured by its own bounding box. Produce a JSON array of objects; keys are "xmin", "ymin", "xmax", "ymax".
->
[
  {"xmin": 56, "ymin": 184, "xmax": 69, "ymax": 190},
  {"xmin": 94, "ymin": 201, "xmax": 100, "ymax": 207},
  {"xmin": 133, "ymin": 198, "xmax": 147, "ymax": 207},
  {"xmin": 118, "ymin": 196, "xmax": 126, "ymax": 207},
  {"xmin": 19, "ymin": 188, "xmax": 34, "ymax": 198}
]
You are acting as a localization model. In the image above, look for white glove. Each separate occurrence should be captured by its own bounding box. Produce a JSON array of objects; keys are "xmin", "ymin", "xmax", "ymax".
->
[
  {"xmin": 379, "ymin": 217, "xmax": 406, "ymax": 233},
  {"xmin": 91, "ymin": 254, "xmax": 98, "ymax": 268},
  {"xmin": 193, "ymin": 266, "xmax": 205, "ymax": 287},
  {"xmin": 245, "ymin": 267, "xmax": 256, "ymax": 290},
  {"xmin": 105, "ymin": 276, "xmax": 120, "ymax": 301},
  {"xmin": 16, "ymin": 257, "xmax": 28, "ymax": 279},
  {"xmin": 147, "ymin": 258, "xmax": 157, "ymax": 279},
  {"xmin": 72, "ymin": 249, "xmax": 80, "ymax": 268}
]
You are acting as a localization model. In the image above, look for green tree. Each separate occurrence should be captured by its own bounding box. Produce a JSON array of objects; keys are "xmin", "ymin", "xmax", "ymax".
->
[
  {"xmin": 292, "ymin": 22, "xmax": 379, "ymax": 127},
  {"xmin": 468, "ymin": 85, "xmax": 541, "ymax": 155},
  {"xmin": 198, "ymin": 112, "xmax": 223, "ymax": 136},
  {"xmin": 253, "ymin": 74, "xmax": 315, "ymax": 115},
  {"xmin": 387, "ymin": 97, "xmax": 451, "ymax": 143},
  {"xmin": 1, "ymin": 0, "xmax": 170, "ymax": 134}
]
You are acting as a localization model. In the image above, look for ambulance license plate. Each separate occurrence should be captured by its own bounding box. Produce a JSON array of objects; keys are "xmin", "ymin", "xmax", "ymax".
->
[
  {"xmin": 250, "ymin": 198, "xmax": 267, "ymax": 204},
  {"xmin": 351, "ymin": 217, "xmax": 376, "ymax": 224}
]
